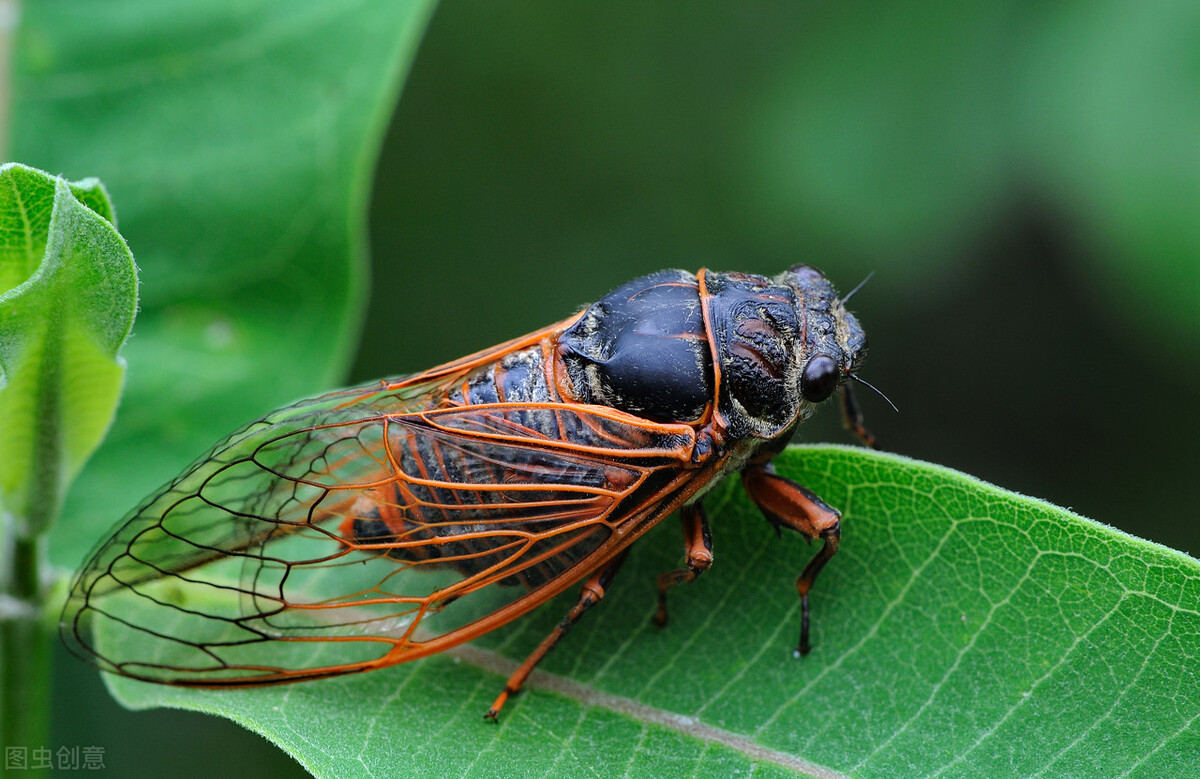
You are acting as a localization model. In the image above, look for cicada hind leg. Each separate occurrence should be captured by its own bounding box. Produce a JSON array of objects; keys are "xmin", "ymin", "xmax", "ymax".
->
[
  {"xmin": 741, "ymin": 462, "xmax": 841, "ymax": 657},
  {"xmin": 485, "ymin": 550, "xmax": 629, "ymax": 721}
]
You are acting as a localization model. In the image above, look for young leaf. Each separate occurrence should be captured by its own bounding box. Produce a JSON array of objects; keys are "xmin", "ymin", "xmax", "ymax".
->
[
  {"xmin": 0, "ymin": 164, "xmax": 137, "ymax": 535},
  {"xmin": 100, "ymin": 446, "xmax": 1200, "ymax": 777}
]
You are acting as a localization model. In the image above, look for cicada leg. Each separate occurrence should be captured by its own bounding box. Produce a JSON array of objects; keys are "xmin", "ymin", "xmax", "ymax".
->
[
  {"xmin": 485, "ymin": 550, "xmax": 629, "ymax": 722},
  {"xmin": 651, "ymin": 503, "xmax": 712, "ymax": 627},
  {"xmin": 741, "ymin": 462, "xmax": 841, "ymax": 657},
  {"xmin": 840, "ymin": 383, "xmax": 878, "ymax": 449}
]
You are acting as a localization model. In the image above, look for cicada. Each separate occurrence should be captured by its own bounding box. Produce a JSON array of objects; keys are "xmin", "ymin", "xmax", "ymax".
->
[{"xmin": 62, "ymin": 265, "xmax": 877, "ymax": 719}]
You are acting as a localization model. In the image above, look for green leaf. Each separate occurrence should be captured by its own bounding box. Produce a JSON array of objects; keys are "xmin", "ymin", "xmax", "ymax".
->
[
  {"xmin": 0, "ymin": 164, "xmax": 136, "ymax": 535},
  {"xmin": 101, "ymin": 446, "xmax": 1200, "ymax": 777},
  {"xmin": 10, "ymin": 0, "xmax": 437, "ymax": 567}
]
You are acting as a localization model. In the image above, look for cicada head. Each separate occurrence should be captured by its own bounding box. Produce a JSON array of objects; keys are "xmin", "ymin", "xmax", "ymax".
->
[{"xmin": 703, "ymin": 265, "xmax": 867, "ymax": 441}]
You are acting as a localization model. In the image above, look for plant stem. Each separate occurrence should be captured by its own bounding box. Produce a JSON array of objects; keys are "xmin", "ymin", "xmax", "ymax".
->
[{"xmin": 1, "ymin": 520, "xmax": 51, "ymax": 755}]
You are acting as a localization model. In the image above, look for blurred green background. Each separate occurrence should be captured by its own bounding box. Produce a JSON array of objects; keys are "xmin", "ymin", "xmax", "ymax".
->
[{"xmin": 30, "ymin": 1, "xmax": 1200, "ymax": 776}]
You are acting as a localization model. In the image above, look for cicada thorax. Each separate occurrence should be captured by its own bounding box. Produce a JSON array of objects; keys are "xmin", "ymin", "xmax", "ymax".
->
[
  {"xmin": 554, "ymin": 266, "xmax": 855, "ymax": 454},
  {"xmin": 557, "ymin": 269, "xmax": 714, "ymax": 425}
]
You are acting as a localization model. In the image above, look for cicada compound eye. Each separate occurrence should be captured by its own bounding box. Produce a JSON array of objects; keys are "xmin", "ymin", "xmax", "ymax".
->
[{"xmin": 800, "ymin": 354, "xmax": 840, "ymax": 403}]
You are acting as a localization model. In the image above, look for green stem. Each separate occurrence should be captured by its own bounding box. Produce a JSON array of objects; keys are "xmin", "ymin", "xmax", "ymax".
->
[
  {"xmin": 1, "ymin": 298, "xmax": 61, "ymax": 750},
  {"xmin": 1, "ymin": 523, "xmax": 51, "ymax": 754}
]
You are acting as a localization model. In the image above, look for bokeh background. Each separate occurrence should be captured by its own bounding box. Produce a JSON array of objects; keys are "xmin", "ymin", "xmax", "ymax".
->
[{"xmin": 44, "ymin": 2, "xmax": 1200, "ymax": 776}]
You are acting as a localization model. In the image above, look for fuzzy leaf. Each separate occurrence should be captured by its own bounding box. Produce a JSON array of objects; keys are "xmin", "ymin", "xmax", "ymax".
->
[{"xmin": 0, "ymin": 164, "xmax": 136, "ymax": 535}]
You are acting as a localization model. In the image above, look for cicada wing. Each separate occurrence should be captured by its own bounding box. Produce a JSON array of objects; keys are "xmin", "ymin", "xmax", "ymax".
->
[
  {"xmin": 62, "ymin": 380, "xmax": 699, "ymax": 686},
  {"xmin": 60, "ymin": 382, "xmax": 425, "ymax": 683}
]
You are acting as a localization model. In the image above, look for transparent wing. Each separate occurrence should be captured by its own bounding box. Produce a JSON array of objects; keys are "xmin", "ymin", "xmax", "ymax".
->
[{"xmin": 61, "ymin": 378, "xmax": 700, "ymax": 685}]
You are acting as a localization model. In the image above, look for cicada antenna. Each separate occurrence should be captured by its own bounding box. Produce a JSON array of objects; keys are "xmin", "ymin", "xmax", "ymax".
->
[
  {"xmin": 840, "ymin": 271, "xmax": 875, "ymax": 305},
  {"xmin": 847, "ymin": 372, "xmax": 898, "ymax": 413}
]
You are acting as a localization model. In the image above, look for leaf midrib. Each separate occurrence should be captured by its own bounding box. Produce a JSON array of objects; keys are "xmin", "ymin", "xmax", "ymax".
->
[{"xmin": 446, "ymin": 644, "xmax": 847, "ymax": 779}]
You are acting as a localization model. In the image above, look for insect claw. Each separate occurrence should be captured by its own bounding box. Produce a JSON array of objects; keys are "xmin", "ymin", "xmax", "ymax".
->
[
  {"xmin": 485, "ymin": 687, "xmax": 514, "ymax": 722},
  {"xmin": 796, "ymin": 594, "xmax": 812, "ymax": 657}
]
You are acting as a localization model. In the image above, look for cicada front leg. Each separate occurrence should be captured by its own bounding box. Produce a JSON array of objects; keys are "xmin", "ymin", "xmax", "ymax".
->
[
  {"xmin": 839, "ymin": 383, "xmax": 878, "ymax": 449},
  {"xmin": 651, "ymin": 503, "xmax": 713, "ymax": 628},
  {"xmin": 741, "ymin": 462, "xmax": 841, "ymax": 657}
]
